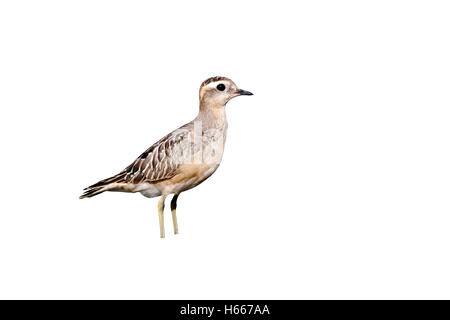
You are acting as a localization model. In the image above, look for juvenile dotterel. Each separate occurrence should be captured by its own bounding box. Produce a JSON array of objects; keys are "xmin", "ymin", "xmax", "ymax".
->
[{"xmin": 80, "ymin": 76, "xmax": 253, "ymax": 238}]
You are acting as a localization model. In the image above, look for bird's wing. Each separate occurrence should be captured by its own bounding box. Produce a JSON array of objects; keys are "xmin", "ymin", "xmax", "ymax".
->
[
  {"xmin": 80, "ymin": 123, "xmax": 193, "ymax": 198},
  {"xmin": 120, "ymin": 126, "xmax": 191, "ymax": 185}
]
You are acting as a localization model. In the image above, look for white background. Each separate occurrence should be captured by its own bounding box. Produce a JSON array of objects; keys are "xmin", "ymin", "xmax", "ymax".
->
[{"xmin": 0, "ymin": 1, "xmax": 449, "ymax": 299}]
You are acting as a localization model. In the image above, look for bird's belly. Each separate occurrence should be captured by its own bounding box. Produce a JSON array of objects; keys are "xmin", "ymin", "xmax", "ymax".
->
[
  {"xmin": 138, "ymin": 163, "xmax": 218, "ymax": 198},
  {"xmin": 159, "ymin": 163, "xmax": 220, "ymax": 195}
]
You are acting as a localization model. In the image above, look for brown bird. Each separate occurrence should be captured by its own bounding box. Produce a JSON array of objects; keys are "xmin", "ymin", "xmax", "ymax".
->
[{"xmin": 80, "ymin": 76, "xmax": 253, "ymax": 237}]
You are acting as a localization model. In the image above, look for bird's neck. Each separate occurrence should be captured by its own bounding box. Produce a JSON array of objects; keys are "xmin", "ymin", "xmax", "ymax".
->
[{"xmin": 197, "ymin": 105, "xmax": 227, "ymax": 130}]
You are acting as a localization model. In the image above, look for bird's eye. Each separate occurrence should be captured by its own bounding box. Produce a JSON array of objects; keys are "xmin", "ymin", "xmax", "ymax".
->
[{"xmin": 216, "ymin": 84, "xmax": 225, "ymax": 91}]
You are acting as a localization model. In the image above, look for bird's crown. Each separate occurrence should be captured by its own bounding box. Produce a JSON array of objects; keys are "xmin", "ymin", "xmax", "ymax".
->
[{"xmin": 200, "ymin": 76, "xmax": 231, "ymax": 89}]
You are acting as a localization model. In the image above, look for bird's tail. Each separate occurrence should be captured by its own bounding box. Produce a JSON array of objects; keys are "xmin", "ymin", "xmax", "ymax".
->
[
  {"xmin": 79, "ymin": 186, "xmax": 108, "ymax": 199},
  {"xmin": 79, "ymin": 172, "xmax": 127, "ymax": 199}
]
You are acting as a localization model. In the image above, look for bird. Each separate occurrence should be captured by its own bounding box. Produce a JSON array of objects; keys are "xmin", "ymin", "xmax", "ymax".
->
[{"xmin": 80, "ymin": 76, "xmax": 253, "ymax": 238}]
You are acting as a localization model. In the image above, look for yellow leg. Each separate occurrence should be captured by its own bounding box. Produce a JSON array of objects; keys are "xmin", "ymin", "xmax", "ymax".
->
[
  {"xmin": 158, "ymin": 195, "xmax": 167, "ymax": 238},
  {"xmin": 170, "ymin": 194, "xmax": 179, "ymax": 235}
]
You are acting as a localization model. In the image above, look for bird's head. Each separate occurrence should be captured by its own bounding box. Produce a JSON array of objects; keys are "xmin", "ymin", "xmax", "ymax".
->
[{"xmin": 199, "ymin": 76, "xmax": 253, "ymax": 108}]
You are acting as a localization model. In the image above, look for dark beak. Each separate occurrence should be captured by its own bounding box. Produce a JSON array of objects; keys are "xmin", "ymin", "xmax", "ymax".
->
[{"xmin": 236, "ymin": 89, "xmax": 253, "ymax": 96}]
